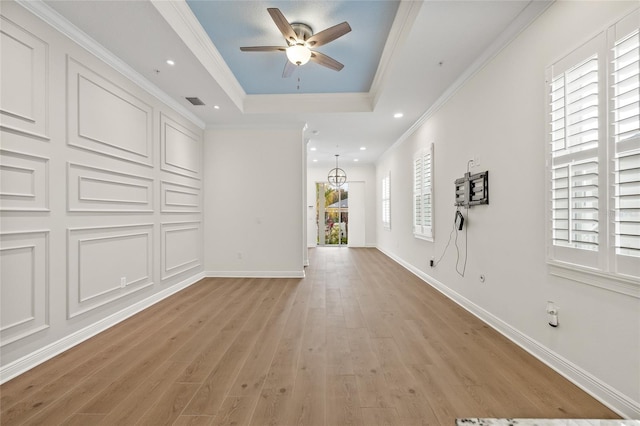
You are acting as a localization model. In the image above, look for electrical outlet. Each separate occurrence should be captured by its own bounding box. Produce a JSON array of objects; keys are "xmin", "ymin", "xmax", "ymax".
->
[
  {"xmin": 120, "ymin": 277, "xmax": 126, "ymax": 288},
  {"xmin": 546, "ymin": 301, "xmax": 559, "ymax": 327}
]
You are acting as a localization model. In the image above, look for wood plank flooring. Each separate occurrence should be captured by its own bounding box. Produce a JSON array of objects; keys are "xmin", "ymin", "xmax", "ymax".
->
[{"xmin": 0, "ymin": 248, "xmax": 619, "ymax": 425}]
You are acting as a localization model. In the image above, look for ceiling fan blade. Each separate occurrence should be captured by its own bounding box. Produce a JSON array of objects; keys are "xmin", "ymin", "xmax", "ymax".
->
[
  {"xmin": 267, "ymin": 8, "xmax": 298, "ymax": 44},
  {"xmin": 306, "ymin": 22, "xmax": 351, "ymax": 47},
  {"xmin": 240, "ymin": 46, "xmax": 287, "ymax": 52},
  {"xmin": 282, "ymin": 60, "xmax": 296, "ymax": 78},
  {"xmin": 310, "ymin": 51, "xmax": 344, "ymax": 71}
]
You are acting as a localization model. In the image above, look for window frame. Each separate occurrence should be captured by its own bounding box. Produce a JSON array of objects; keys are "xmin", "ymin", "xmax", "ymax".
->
[{"xmin": 545, "ymin": 9, "xmax": 640, "ymax": 295}]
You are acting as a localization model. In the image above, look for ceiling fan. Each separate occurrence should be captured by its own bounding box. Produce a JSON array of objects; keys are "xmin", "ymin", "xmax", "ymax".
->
[{"xmin": 240, "ymin": 8, "xmax": 351, "ymax": 78}]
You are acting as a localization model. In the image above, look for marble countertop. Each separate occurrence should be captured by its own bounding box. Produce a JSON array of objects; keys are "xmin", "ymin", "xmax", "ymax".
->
[{"xmin": 456, "ymin": 420, "xmax": 640, "ymax": 426}]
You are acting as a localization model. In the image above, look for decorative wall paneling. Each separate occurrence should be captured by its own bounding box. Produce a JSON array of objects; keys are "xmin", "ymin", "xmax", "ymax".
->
[
  {"xmin": 160, "ymin": 113, "xmax": 202, "ymax": 180},
  {"xmin": 67, "ymin": 56, "xmax": 154, "ymax": 167},
  {"xmin": 0, "ymin": 15, "xmax": 49, "ymax": 140},
  {"xmin": 160, "ymin": 180, "xmax": 201, "ymax": 213},
  {"xmin": 67, "ymin": 225, "xmax": 154, "ymax": 318},
  {"xmin": 0, "ymin": 1, "xmax": 204, "ymax": 380},
  {"xmin": 161, "ymin": 221, "xmax": 202, "ymax": 281},
  {"xmin": 67, "ymin": 162, "xmax": 153, "ymax": 213},
  {"xmin": 0, "ymin": 150, "xmax": 50, "ymax": 211},
  {"xmin": 0, "ymin": 231, "xmax": 49, "ymax": 346}
]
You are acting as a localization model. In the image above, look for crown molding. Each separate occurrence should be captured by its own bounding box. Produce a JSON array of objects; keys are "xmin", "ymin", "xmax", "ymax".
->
[
  {"xmin": 377, "ymin": 0, "xmax": 555, "ymax": 164},
  {"xmin": 207, "ymin": 121, "xmax": 307, "ymax": 132},
  {"xmin": 150, "ymin": 0, "xmax": 246, "ymax": 113},
  {"xmin": 369, "ymin": 0, "xmax": 424, "ymax": 108},
  {"xmin": 16, "ymin": 0, "xmax": 206, "ymax": 130},
  {"xmin": 243, "ymin": 92, "xmax": 373, "ymax": 114}
]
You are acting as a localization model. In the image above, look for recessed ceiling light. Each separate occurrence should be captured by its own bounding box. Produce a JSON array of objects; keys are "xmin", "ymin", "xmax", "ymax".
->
[
  {"xmin": 312, "ymin": 159, "xmax": 318, "ymax": 162},
  {"xmin": 354, "ymin": 159, "xmax": 359, "ymax": 162},
  {"xmin": 360, "ymin": 146, "xmax": 366, "ymax": 150},
  {"xmin": 166, "ymin": 59, "xmax": 175, "ymax": 66},
  {"xmin": 214, "ymin": 105, "xmax": 220, "ymax": 109},
  {"xmin": 394, "ymin": 112, "xmax": 403, "ymax": 118},
  {"xmin": 310, "ymin": 147, "xmax": 317, "ymax": 151}
]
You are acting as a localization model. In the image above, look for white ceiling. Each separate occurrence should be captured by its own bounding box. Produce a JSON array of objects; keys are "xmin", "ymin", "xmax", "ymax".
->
[{"xmin": 42, "ymin": 0, "xmax": 551, "ymax": 167}]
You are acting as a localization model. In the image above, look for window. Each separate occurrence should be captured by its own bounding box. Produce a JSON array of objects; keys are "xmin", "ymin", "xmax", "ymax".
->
[
  {"xmin": 546, "ymin": 10, "xmax": 639, "ymax": 284},
  {"xmin": 382, "ymin": 172, "xmax": 391, "ymax": 230},
  {"xmin": 414, "ymin": 143, "xmax": 434, "ymax": 240}
]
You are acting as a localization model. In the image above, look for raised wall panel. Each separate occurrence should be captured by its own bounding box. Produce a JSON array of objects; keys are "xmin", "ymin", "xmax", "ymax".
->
[
  {"xmin": 161, "ymin": 181, "xmax": 200, "ymax": 213},
  {"xmin": 68, "ymin": 163, "xmax": 153, "ymax": 212},
  {"xmin": 161, "ymin": 221, "xmax": 201, "ymax": 280},
  {"xmin": 67, "ymin": 57, "xmax": 153, "ymax": 166},
  {"xmin": 0, "ymin": 16, "xmax": 49, "ymax": 139},
  {"xmin": 0, "ymin": 150, "xmax": 49, "ymax": 211},
  {"xmin": 160, "ymin": 114, "xmax": 201, "ymax": 180},
  {"xmin": 0, "ymin": 231, "xmax": 49, "ymax": 346},
  {"xmin": 67, "ymin": 225, "xmax": 153, "ymax": 318}
]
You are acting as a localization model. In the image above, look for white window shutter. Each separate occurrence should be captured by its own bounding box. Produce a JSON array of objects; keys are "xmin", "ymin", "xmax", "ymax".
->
[
  {"xmin": 611, "ymin": 22, "xmax": 640, "ymax": 277},
  {"xmin": 550, "ymin": 54, "xmax": 601, "ymax": 253},
  {"xmin": 382, "ymin": 172, "xmax": 390, "ymax": 229},
  {"xmin": 413, "ymin": 144, "xmax": 434, "ymax": 240},
  {"xmin": 414, "ymin": 154, "xmax": 423, "ymax": 234},
  {"xmin": 422, "ymin": 144, "xmax": 433, "ymax": 239},
  {"xmin": 547, "ymin": 11, "xmax": 640, "ymax": 282}
]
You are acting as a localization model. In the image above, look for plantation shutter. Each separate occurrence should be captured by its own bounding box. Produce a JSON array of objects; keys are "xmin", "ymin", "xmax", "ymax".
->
[
  {"xmin": 382, "ymin": 172, "xmax": 390, "ymax": 229},
  {"xmin": 547, "ymin": 11, "xmax": 639, "ymax": 283},
  {"xmin": 422, "ymin": 144, "xmax": 433, "ymax": 238},
  {"xmin": 413, "ymin": 144, "xmax": 433, "ymax": 239},
  {"xmin": 611, "ymin": 18, "xmax": 640, "ymax": 277},
  {"xmin": 550, "ymin": 54, "xmax": 600, "ymax": 251},
  {"xmin": 413, "ymin": 154, "xmax": 423, "ymax": 233}
]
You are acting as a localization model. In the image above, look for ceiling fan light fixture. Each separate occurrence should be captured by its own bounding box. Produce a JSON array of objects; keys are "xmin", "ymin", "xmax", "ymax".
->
[{"xmin": 286, "ymin": 44, "xmax": 311, "ymax": 66}]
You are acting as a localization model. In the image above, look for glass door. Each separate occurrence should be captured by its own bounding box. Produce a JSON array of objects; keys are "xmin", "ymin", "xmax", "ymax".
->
[{"xmin": 316, "ymin": 182, "xmax": 348, "ymax": 245}]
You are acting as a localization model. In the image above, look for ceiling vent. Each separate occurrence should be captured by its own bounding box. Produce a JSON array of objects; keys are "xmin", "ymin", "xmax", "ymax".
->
[{"xmin": 186, "ymin": 97, "xmax": 205, "ymax": 106}]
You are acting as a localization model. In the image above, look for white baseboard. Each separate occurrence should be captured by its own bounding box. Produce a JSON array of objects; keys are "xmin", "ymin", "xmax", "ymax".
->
[
  {"xmin": 377, "ymin": 246, "xmax": 640, "ymax": 420},
  {"xmin": 0, "ymin": 272, "xmax": 206, "ymax": 385},
  {"xmin": 205, "ymin": 270, "xmax": 305, "ymax": 278}
]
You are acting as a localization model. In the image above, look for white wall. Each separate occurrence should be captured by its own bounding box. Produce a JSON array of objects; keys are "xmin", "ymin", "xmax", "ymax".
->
[
  {"xmin": 376, "ymin": 1, "xmax": 640, "ymax": 418},
  {"xmin": 0, "ymin": 2, "xmax": 204, "ymax": 380},
  {"xmin": 307, "ymin": 164, "xmax": 376, "ymax": 248},
  {"xmin": 203, "ymin": 126, "xmax": 305, "ymax": 277}
]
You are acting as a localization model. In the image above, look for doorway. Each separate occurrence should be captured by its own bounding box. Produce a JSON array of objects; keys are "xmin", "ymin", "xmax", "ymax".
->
[{"xmin": 316, "ymin": 182, "xmax": 348, "ymax": 245}]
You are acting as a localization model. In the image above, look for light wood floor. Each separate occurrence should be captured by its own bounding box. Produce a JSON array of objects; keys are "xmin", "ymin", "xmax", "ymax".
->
[{"xmin": 1, "ymin": 248, "xmax": 619, "ymax": 425}]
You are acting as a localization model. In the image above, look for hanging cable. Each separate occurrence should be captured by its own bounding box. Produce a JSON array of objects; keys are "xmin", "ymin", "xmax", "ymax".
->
[
  {"xmin": 432, "ymin": 205, "xmax": 468, "ymax": 277},
  {"xmin": 433, "ymin": 159, "xmax": 474, "ymax": 276},
  {"xmin": 455, "ymin": 207, "xmax": 468, "ymax": 277},
  {"xmin": 450, "ymin": 159, "xmax": 474, "ymax": 276},
  {"xmin": 432, "ymin": 208, "xmax": 459, "ymax": 267}
]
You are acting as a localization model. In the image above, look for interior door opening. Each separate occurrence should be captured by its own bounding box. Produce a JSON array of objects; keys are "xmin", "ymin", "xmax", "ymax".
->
[{"xmin": 316, "ymin": 182, "xmax": 348, "ymax": 246}]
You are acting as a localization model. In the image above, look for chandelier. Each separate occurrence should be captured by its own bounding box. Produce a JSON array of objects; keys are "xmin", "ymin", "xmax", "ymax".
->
[{"xmin": 327, "ymin": 154, "xmax": 347, "ymax": 187}]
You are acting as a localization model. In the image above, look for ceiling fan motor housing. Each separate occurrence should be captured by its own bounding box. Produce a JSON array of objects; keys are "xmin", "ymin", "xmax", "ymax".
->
[{"xmin": 289, "ymin": 23, "xmax": 313, "ymax": 45}]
